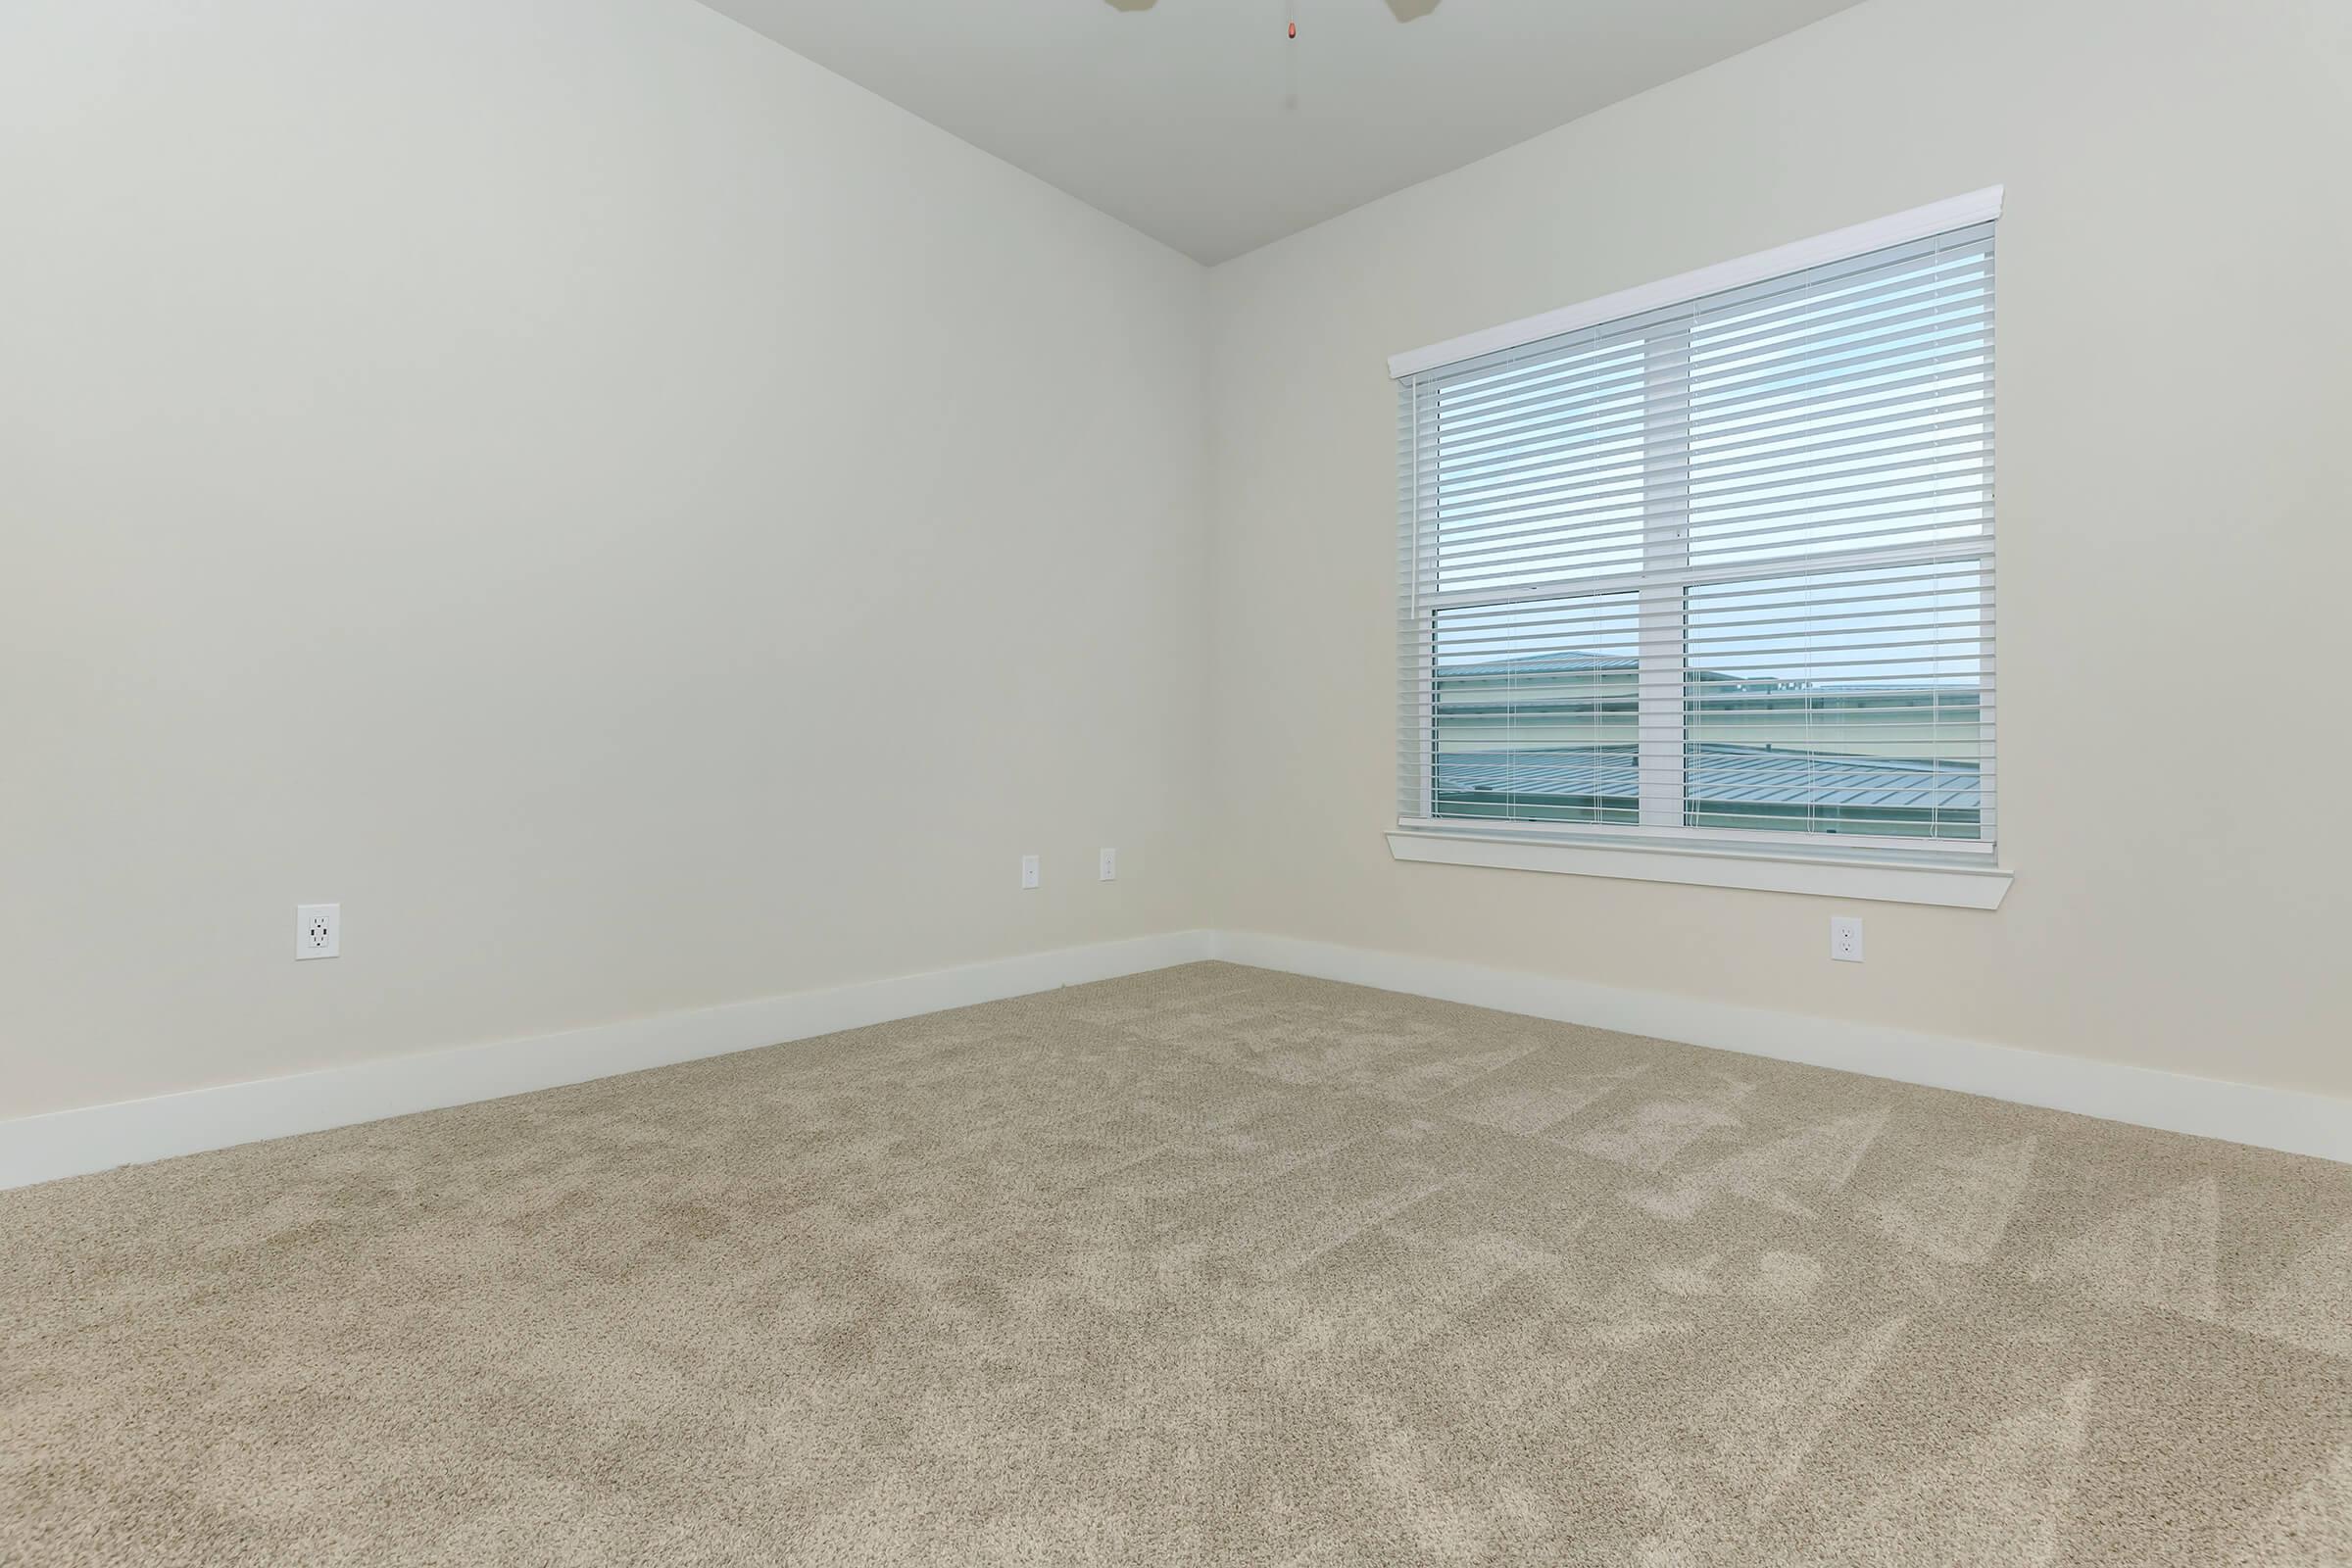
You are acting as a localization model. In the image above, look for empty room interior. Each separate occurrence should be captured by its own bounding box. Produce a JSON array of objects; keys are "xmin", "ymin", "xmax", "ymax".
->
[{"xmin": 6, "ymin": 0, "xmax": 2351, "ymax": 1562}]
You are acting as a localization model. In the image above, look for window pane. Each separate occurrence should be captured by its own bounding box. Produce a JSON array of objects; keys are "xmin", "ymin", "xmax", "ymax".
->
[
  {"xmin": 1432, "ymin": 594, "xmax": 1641, "ymax": 823},
  {"xmin": 1686, "ymin": 245, "xmax": 1992, "ymax": 567},
  {"xmin": 1433, "ymin": 337, "xmax": 1648, "ymax": 592},
  {"xmin": 1683, "ymin": 563, "xmax": 1987, "ymax": 839}
]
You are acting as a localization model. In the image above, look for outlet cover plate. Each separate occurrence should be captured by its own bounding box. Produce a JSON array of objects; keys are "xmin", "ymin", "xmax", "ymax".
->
[
  {"xmin": 1830, "ymin": 914, "xmax": 1863, "ymax": 963},
  {"xmin": 297, "ymin": 904, "xmax": 340, "ymax": 960}
]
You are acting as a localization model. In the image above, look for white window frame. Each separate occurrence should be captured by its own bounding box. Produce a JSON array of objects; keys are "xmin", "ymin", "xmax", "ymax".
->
[{"xmin": 1389, "ymin": 190, "xmax": 2013, "ymax": 910}]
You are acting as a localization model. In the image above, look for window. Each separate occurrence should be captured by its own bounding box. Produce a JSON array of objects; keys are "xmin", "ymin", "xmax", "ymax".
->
[{"xmin": 1395, "ymin": 195, "xmax": 2001, "ymax": 896}]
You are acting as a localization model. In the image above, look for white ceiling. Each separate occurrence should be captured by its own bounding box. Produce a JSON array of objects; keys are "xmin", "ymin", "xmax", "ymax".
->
[{"xmin": 696, "ymin": 0, "xmax": 1865, "ymax": 265}]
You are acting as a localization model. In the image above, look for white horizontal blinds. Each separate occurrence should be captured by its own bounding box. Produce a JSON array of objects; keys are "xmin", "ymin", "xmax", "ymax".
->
[
  {"xmin": 1397, "ymin": 220, "xmax": 1995, "ymax": 851},
  {"xmin": 1398, "ymin": 374, "xmax": 1443, "ymax": 820}
]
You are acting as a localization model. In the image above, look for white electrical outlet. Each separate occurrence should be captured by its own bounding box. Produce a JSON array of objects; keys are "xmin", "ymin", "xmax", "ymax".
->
[
  {"xmin": 1830, "ymin": 914, "xmax": 1863, "ymax": 963},
  {"xmin": 1099, "ymin": 848, "xmax": 1117, "ymax": 882},
  {"xmin": 297, "ymin": 904, "xmax": 340, "ymax": 960},
  {"xmin": 1020, "ymin": 855, "xmax": 1041, "ymax": 890}
]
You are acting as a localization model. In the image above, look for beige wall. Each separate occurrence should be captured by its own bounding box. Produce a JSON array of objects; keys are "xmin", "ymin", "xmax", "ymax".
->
[
  {"xmin": 1206, "ymin": 0, "xmax": 2352, "ymax": 1098},
  {"xmin": 7, "ymin": 0, "xmax": 2345, "ymax": 1126},
  {"xmin": 0, "ymin": 0, "xmax": 1211, "ymax": 1117}
]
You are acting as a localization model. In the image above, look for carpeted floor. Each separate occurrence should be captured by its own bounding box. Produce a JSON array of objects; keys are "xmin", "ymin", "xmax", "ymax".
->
[{"xmin": 5, "ymin": 962, "xmax": 2350, "ymax": 1566}]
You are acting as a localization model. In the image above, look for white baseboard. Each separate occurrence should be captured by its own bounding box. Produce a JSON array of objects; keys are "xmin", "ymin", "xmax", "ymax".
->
[
  {"xmin": 9, "ymin": 924, "xmax": 2342, "ymax": 1191},
  {"xmin": 1209, "ymin": 931, "xmax": 2352, "ymax": 1165},
  {"xmin": 0, "ymin": 930, "xmax": 1216, "ymax": 1191}
]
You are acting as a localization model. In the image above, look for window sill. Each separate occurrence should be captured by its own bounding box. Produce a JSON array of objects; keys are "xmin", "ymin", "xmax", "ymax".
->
[{"xmin": 1386, "ymin": 828, "xmax": 2013, "ymax": 909}]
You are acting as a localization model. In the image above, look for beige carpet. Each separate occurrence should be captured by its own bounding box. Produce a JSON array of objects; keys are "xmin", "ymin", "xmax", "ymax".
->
[{"xmin": 5, "ymin": 962, "xmax": 2350, "ymax": 1566}]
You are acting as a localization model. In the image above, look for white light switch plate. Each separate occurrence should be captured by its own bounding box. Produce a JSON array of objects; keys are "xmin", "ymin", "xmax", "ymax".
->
[
  {"xmin": 297, "ymin": 904, "xmax": 340, "ymax": 959},
  {"xmin": 1099, "ymin": 848, "xmax": 1117, "ymax": 882},
  {"xmin": 1020, "ymin": 855, "xmax": 1040, "ymax": 890}
]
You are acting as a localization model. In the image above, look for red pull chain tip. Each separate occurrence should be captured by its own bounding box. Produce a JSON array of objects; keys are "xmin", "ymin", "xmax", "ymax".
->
[{"xmin": 1288, "ymin": 21, "xmax": 1297, "ymax": 38}]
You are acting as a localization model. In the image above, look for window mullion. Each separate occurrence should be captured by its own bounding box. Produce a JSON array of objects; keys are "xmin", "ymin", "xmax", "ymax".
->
[{"xmin": 1638, "ymin": 324, "xmax": 1691, "ymax": 829}]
